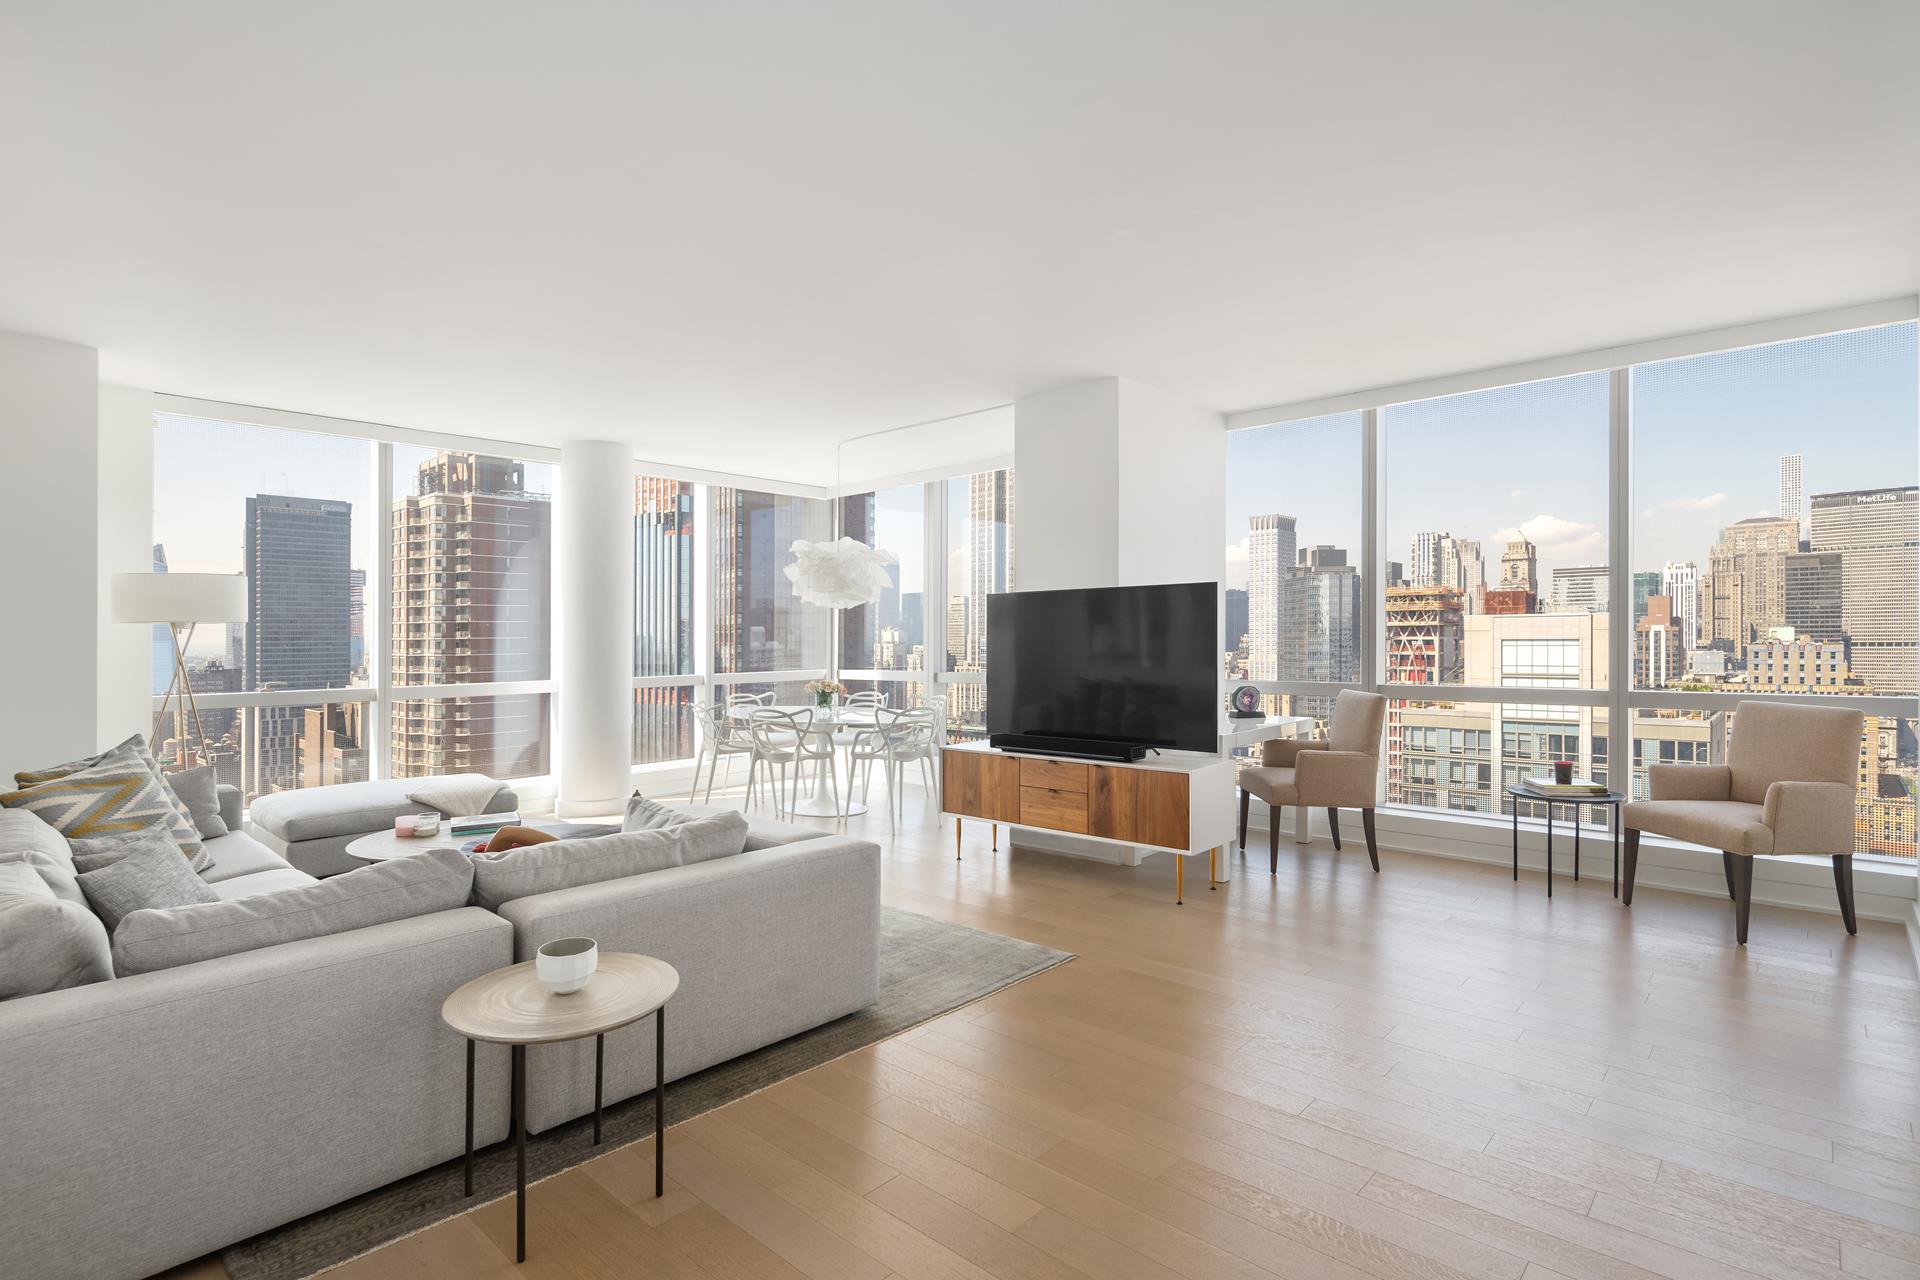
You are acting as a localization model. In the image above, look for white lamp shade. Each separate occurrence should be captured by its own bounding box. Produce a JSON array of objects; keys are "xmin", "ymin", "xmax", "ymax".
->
[{"xmin": 111, "ymin": 572, "xmax": 248, "ymax": 624}]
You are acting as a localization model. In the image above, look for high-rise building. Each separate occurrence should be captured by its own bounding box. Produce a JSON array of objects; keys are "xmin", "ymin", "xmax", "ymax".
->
[
  {"xmin": 1550, "ymin": 565, "xmax": 1609, "ymax": 613},
  {"xmin": 1245, "ymin": 514, "xmax": 1297, "ymax": 682},
  {"xmin": 1784, "ymin": 550, "xmax": 1844, "ymax": 642},
  {"xmin": 1410, "ymin": 532, "xmax": 1484, "ymax": 609},
  {"xmin": 1408, "ymin": 531, "xmax": 1439, "ymax": 588},
  {"xmin": 1634, "ymin": 594, "xmax": 1685, "ymax": 688},
  {"xmin": 1809, "ymin": 486, "xmax": 1918, "ymax": 695},
  {"xmin": 390, "ymin": 452, "xmax": 552, "ymax": 779},
  {"xmin": 712, "ymin": 486, "xmax": 822, "ymax": 675},
  {"xmin": 945, "ymin": 596, "xmax": 968, "ymax": 669},
  {"xmin": 244, "ymin": 494, "xmax": 354, "ymax": 795},
  {"xmin": 1383, "ymin": 585, "xmax": 1463, "ymax": 802},
  {"xmin": 966, "ymin": 469, "xmax": 1015, "ymax": 667},
  {"xmin": 635, "ymin": 476, "xmax": 696, "ymax": 761},
  {"xmin": 1632, "ymin": 570, "xmax": 1662, "ymax": 622},
  {"xmin": 1384, "ymin": 560, "xmax": 1405, "ymax": 589},
  {"xmin": 1704, "ymin": 515, "xmax": 1798, "ymax": 648},
  {"xmin": 1661, "ymin": 561, "xmax": 1700, "ymax": 649},
  {"xmin": 1498, "ymin": 537, "xmax": 1537, "ymax": 595},
  {"xmin": 1223, "ymin": 588, "xmax": 1249, "ymax": 663},
  {"xmin": 299, "ymin": 702, "xmax": 369, "ymax": 788},
  {"xmin": 347, "ymin": 567, "xmax": 367, "ymax": 675},
  {"xmin": 1779, "ymin": 454, "xmax": 1804, "ymax": 534},
  {"xmin": 1744, "ymin": 635, "xmax": 1855, "ymax": 692},
  {"xmin": 1276, "ymin": 546, "xmax": 1361, "ymax": 682}
]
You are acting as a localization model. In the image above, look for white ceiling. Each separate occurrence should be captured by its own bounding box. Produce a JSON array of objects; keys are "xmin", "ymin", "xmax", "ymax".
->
[{"xmin": 3, "ymin": 2, "xmax": 1916, "ymax": 485}]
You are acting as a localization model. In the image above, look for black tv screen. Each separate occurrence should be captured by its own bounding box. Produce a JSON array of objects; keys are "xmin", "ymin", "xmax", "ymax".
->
[{"xmin": 987, "ymin": 582, "xmax": 1218, "ymax": 753}]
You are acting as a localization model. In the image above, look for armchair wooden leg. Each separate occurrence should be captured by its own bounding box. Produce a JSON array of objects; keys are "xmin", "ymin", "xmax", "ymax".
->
[
  {"xmin": 1237, "ymin": 789, "xmax": 1250, "ymax": 850},
  {"xmin": 1729, "ymin": 854, "xmax": 1754, "ymax": 945},
  {"xmin": 1327, "ymin": 809, "xmax": 1342, "ymax": 850},
  {"xmin": 1833, "ymin": 854, "xmax": 1858, "ymax": 935},
  {"xmin": 1361, "ymin": 809, "xmax": 1379, "ymax": 872},
  {"xmin": 1721, "ymin": 851, "xmax": 1737, "ymax": 900},
  {"xmin": 1621, "ymin": 828, "xmax": 1640, "ymax": 905},
  {"xmin": 1269, "ymin": 815, "xmax": 1280, "ymax": 874}
]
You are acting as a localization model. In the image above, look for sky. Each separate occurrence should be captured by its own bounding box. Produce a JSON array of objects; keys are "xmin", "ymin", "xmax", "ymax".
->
[{"xmin": 1223, "ymin": 321, "xmax": 1918, "ymax": 593}]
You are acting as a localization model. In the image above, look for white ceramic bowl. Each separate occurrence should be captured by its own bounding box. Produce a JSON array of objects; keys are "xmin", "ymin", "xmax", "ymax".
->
[{"xmin": 535, "ymin": 937, "xmax": 598, "ymax": 995}]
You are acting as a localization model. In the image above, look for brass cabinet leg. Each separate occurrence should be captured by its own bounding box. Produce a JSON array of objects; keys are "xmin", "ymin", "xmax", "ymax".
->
[
  {"xmin": 955, "ymin": 817, "xmax": 962, "ymax": 860},
  {"xmin": 1176, "ymin": 854, "xmax": 1183, "ymax": 906},
  {"xmin": 991, "ymin": 823, "xmax": 998, "ymax": 852},
  {"xmin": 1209, "ymin": 845, "xmax": 1217, "ymax": 889}
]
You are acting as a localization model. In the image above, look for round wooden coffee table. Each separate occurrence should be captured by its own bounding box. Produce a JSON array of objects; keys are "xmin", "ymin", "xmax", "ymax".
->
[{"xmin": 442, "ymin": 953, "xmax": 680, "ymax": 1263}]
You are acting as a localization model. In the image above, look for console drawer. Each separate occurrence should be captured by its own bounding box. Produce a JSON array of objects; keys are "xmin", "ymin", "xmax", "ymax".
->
[
  {"xmin": 1019, "ymin": 758, "xmax": 1089, "ymax": 793},
  {"xmin": 1020, "ymin": 785, "xmax": 1089, "ymax": 834}
]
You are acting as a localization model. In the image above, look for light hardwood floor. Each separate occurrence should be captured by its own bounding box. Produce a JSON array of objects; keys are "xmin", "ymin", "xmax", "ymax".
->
[{"xmin": 167, "ymin": 786, "xmax": 1919, "ymax": 1280}]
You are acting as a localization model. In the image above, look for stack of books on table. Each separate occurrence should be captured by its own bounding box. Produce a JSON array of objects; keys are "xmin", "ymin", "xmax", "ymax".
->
[
  {"xmin": 1520, "ymin": 776, "xmax": 1608, "ymax": 798},
  {"xmin": 448, "ymin": 811, "xmax": 521, "ymax": 838}
]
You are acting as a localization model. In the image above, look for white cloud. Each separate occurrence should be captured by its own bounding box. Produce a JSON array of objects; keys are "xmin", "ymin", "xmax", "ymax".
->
[
  {"xmin": 1658, "ymin": 492, "xmax": 1727, "ymax": 513},
  {"xmin": 1223, "ymin": 539, "xmax": 1249, "ymax": 590},
  {"xmin": 1494, "ymin": 513, "xmax": 1605, "ymax": 562}
]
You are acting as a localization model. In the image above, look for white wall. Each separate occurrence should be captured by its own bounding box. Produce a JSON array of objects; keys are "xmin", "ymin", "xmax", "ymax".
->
[
  {"xmin": 1116, "ymin": 379, "xmax": 1226, "ymax": 587},
  {"xmin": 1012, "ymin": 378, "xmax": 1120, "ymax": 590},
  {"xmin": 0, "ymin": 329, "xmax": 101, "ymax": 779},
  {"xmin": 97, "ymin": 384, "xmax": 156, "ymax": 748}
]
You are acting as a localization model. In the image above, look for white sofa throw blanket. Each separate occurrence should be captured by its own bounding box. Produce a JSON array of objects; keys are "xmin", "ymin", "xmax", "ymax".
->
[{"xmin": 406, "ymin": 773, "xmax": 504, "ymax": 817}]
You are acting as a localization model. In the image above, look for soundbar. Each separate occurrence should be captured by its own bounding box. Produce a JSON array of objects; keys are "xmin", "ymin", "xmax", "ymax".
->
[{"xmin": 989, "ymin": 732, "xmax": 1149, "ymax": 763}]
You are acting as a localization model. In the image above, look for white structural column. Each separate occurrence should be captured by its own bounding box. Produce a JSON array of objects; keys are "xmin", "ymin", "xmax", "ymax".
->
[{"xmin": 557, "ymin": 440, "xmax": 635, "ymax": 816}]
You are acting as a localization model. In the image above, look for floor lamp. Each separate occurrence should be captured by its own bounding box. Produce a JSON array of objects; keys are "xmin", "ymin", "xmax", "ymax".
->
[{"xmin": 112, "ymin": 572, "xmax": 248, "ymax": 768}]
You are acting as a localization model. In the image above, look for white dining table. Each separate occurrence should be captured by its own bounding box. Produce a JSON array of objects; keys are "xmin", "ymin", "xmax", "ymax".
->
[{"xmin": 728, "ymin": 703, "xmax": 880, "ymax": 817}]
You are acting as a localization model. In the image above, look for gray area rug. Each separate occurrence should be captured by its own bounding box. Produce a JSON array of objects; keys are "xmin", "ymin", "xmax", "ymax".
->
[{"xmin": 222, "ymin": 907, "xmax": 1071, "ymax": 1280}]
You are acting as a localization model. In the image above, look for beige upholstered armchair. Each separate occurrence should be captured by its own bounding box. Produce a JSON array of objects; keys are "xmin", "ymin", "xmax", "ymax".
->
[
  {"xmin": 1237, "ymin": 689, "xmax": 1388, "ymax": 873},
  {"xmin": 1623, "ymin": 700, "xmax": 1863, "ymax": 945}
]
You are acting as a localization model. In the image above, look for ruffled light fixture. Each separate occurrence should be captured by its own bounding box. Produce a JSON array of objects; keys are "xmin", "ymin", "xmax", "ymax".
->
[{"xmin": 782, "ymin": 537, "xmax": 897, "ymax": 608}]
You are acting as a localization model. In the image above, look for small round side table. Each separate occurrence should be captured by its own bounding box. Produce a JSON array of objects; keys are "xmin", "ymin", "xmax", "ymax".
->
[
  {"xmin": 1504, "ymin": 785, "xmax": 1627, "ymax": 899},
  {"xmin": 441, "ymin": 953, "xmax": 679, "ymax": 1263}
]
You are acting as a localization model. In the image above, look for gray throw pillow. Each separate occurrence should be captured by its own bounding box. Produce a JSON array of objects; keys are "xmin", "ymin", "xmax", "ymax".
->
[
  {"xmin": 111, "ymin": 848, "xmax": 475, "ymax": 976},
  {"xmin": 0, "ymin": 862, "xmax": 113, "ymax": 998},
  {"xmin": 161, "ymin": 766, "xmax": 228, "ymax": 839},
  {"xmin": 14, "ymin": 734, "xmax": 206, "ymax": 860},
  {"xmin": 69, "ymin": 826, "xmax": 191, "ymax": 874},
  {"xmin": 621, "ymin": 793, "xmax": 701, "ymax": 832},
  {"xmin": 77, "ymin": 841, "xmax": 220, "ymax": 932}
]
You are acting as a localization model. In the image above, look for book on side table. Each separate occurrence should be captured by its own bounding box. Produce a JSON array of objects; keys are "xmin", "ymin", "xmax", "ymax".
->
[{"xmin": 1519, "ymin": 777, "xmax": 1608, "ymax": 798}]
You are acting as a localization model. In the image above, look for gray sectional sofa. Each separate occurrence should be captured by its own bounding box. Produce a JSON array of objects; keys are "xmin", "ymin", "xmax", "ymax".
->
[{"xmin": 0, "ymin": 790, "xmax": 880, "ymax": 1280}]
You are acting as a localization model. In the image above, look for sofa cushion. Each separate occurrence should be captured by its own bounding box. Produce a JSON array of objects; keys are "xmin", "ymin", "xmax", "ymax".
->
[
  {"xmin": 11, "ymin": 734, "xmax": 205, "ymax": 862},
  {"xmin": 77, "ymin": 841, "xmax": 221, "ymax": 931},
  {"xmin": 210, "ymin": 868, "xmax": 319, "ymax": 901},
  {"xmin": 671, "ymin": 803, "xmax": 816, "ymax": 852},
  {"xmin": 197, "ymin": 829, "xmax": 297, "ymax": 885},
  {"xmin": 248, "ymin": 778, "xmax": 518, "ymax": 844},
  {"xmin": 0, "ymin": 861, "xmax": 114, "ymax": 999},
  {"xmin": 470, "ymin": 811, "xmax": 749, "ymax": 910},
  {"xmin": 1623, "ymin": 799, "xmax": 1774, "ymax": 856},
  {"xmin": 111, "ymin": 847, "xmax": 476, "ymax": 976},
  {"xmin": 164, "ymin": 765, "xmax": 229, "ymax": 839},
  {"xmin": 0, "ymin": 808, "xmax": 85, "ymax": 906}
]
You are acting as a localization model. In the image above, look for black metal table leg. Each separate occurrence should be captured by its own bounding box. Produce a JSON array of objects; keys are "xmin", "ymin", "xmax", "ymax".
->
[
  {"xmin": 1546, "ymin": 803, "xmax": 1554, "ymax": 898},
  {"xmin": 1611, "ymin": 804, "xmax": 1620, "ymax": 898},
  {"xmin": 463, "ymin": 1038, "xmax": 475, "ymax": 1197},
  {"xmin": 593, "ymin": 1033, "xmax": 604, "ymax": 1145},
  {"xmin": 654, "ymin": 1004, "xmax": 667, "ymax": 1198},
  {"xmin": 512, "ymin": 1043, "xmax": 526, "ymax": 1263},
  {"xmin": 1574, "ymin": 803, "xmax": 1581, "ymax": 881},
  {"xmin": 1511, "ymin": 803, "xmax": 1518, "ymax": 881}
]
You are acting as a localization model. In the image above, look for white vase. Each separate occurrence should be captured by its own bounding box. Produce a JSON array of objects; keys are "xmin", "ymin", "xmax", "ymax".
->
[{"xmin": 535, "ymin": 937, "xmax": 598, "ymax": 995}]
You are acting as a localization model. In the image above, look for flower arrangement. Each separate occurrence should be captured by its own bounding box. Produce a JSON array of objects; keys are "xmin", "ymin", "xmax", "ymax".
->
[{"xmin": 804, "ymin": 679, "xmax": 847, "ymax": 708}]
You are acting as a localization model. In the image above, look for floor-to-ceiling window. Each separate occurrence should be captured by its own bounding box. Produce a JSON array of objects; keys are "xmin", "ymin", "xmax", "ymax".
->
[
  {"xmin": 838, "ymin": 483, "xmax": 928, "ymax": 712},
  {"xmin": 151, "ymin": 414, "xmax": 375, "ymax": 801},
  {"xmin": 634, "ymin": 475, "xmax": 698, "ymax": 764},
  {"xmin": 388, "ymin": 445, "xmax": 555, "ymax": 783},
  {"xmin": 1229, "ymin": 317, "xmax": 1917, "ymax": 863},
  {"xmin": 710, "ymin": 485, "xmax": 832, "ymax": 705},
  {"xmin": 942, "ymin": 468, "xmax": 1015, "ymax": 740}
]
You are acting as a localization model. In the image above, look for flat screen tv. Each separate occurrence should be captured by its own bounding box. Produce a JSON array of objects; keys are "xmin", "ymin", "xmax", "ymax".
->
[{"xmin": 987, "ymin": 581, "xmax": 1218, "ymax": 754}]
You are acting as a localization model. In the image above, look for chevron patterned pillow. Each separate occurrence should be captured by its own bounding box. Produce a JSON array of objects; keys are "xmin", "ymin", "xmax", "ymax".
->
[
  {"xmin": 12, "ymin": 735, "xmax": 205, "ymax": 865},
  {"xmin": 2, "ymin": 750, "xmax": 208, "ymax": 871}
]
